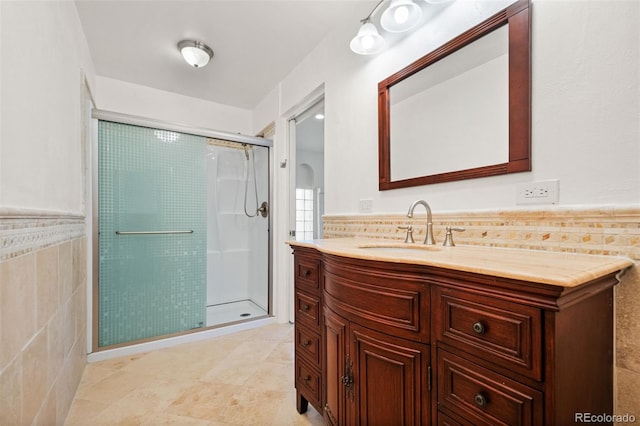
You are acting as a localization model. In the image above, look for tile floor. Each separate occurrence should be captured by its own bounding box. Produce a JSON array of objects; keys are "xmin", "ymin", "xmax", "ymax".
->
[{"xmin": 65, "ymin": 323, "xmax": 324, "ymax": 425}]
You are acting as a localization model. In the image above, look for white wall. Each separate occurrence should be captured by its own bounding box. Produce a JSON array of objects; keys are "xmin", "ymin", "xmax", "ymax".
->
[
  {"xmin": 253, "ymin": 0, "xmax": 639, "ymax": 216},
  {"xmin": 0, "ymin": 0, "xmax": 96, "ymax": 214},
  {"xmin": 95, "ymin": 76, "xmax": 252, "ymax": 135}
]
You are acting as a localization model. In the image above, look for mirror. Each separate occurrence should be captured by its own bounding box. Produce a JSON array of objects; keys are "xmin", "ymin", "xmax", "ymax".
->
[{"xmin": 378, "ymin": 0, "xmax": 530, "ymax": 190}]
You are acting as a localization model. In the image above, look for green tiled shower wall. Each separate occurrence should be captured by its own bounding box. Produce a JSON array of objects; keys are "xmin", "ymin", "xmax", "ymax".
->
[{"xmin": 98, "ymin": 121, "xmax": 207, "ymax": 347}]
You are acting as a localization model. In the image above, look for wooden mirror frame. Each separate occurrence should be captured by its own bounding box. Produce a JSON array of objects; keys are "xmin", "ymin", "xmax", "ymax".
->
[{"xmin": 378, "ymin": 0, "xmax": 531, "ymax": 190}]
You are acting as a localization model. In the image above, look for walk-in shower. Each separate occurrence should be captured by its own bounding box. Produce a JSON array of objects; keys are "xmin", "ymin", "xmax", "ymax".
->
[
  {"xmin": 204, "ymin": 140, "xmax": 269, "ymax": 327},
  {"xmin": 93, "ymin": 113, "xmax": 271, "ymax": 350}
]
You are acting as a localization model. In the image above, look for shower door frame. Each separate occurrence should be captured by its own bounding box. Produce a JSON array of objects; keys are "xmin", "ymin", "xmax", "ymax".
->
[{"xmin": 91, "ymin": 109, "xmax": 273, "ymax": 352}]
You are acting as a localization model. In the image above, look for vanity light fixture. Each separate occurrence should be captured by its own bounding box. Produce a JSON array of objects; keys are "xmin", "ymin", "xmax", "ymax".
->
[
  {"xmin": 350, "ymin": 0, "xmax": 452, "ymax": 55},
  {"xmin": 177, "ymin": 40, "xmax": 214, "ymax": 68}
]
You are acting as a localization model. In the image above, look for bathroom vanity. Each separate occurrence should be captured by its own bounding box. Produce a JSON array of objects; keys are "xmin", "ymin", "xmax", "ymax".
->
[{"xmin": 290, "ymin": 239, "xmax": 632, "ymax": 425}]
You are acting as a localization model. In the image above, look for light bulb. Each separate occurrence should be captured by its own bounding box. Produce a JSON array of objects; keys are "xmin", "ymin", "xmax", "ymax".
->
[
  {"xmin": 350, "ymin": 22, "xmax": 385, "ymax": 55},
  {"xmin": 394, "ymin": 6, "xmax": 409, "ymax": 24},
  {"xmin": 380, "ymin": 0, "xmax": 422, "ymax": 33},
  {"xmin": 361, "ymin": 35, "xmax": 374, "ymax": 50}
]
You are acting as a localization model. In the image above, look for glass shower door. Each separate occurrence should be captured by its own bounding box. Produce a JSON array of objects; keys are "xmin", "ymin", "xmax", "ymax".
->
[{"xmin": 97, "ymin": 121, "xmax": 207, "ymax": 348}]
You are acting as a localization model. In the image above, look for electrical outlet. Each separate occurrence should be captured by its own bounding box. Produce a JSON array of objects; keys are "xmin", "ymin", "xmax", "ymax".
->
[
  {"xmin": 359, "ymin": 199, "xmax": 373, "ymax": 213},
  {"xmin": 516, "ymin": 179, "xmax": 559, "ymax": 205}
]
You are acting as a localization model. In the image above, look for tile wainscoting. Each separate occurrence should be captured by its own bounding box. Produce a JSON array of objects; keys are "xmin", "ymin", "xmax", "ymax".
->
[
  {"xmin": 324, "ymin": 206, "xmax": 640, "ymax": 419},
  {"xmin": 0, "ymin": 214, "xmax": 87, "ymax": 425}
]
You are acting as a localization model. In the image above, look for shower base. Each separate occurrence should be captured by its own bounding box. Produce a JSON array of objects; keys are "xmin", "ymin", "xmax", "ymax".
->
[{"xmin": 206, "ymin": 300, "xmax": 268, "ymax": 327}]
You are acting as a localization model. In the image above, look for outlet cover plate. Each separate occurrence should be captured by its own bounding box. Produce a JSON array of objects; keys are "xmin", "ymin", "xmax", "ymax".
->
[{"xmin": 516, "ymin": 179, "xmax": 559, "ymax": 205}]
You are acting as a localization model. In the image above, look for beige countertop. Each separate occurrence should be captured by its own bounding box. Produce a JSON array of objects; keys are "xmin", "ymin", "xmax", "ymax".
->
[{"xmin": 287, "ymin": 238, "xmax": 634, "ymax": 288}]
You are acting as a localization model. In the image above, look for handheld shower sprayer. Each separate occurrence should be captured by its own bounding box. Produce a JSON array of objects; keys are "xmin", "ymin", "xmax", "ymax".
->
[{"xmin": 242, "ymin": 144, "xmax": 268, "ymax": 218}]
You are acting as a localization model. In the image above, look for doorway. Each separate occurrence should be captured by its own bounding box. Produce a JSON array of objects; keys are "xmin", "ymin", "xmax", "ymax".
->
[{"xmin": 292, "ymin": 99, "xmax": 325, "ymax": 241}]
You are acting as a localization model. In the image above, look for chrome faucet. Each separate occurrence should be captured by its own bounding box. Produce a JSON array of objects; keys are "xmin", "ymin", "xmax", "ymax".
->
[{"xmin": 407, "ymin": 200, "xmax": 435, "ymax": 245}]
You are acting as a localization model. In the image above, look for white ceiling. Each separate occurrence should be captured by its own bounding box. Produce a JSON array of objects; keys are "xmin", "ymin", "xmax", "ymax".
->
[{"xmin": 75, "ymin": 0, "xmax": 376, "ymax": 110}]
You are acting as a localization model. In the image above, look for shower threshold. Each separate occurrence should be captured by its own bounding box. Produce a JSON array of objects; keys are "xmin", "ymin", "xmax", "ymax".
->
[{"xmin": 206, "ymin": 300, "xmax": 268, "ymax": 327}]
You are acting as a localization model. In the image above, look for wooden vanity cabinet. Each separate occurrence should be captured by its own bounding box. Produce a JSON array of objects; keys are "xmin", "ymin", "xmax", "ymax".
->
[
  {"xmin": 293, "ymin": 247, "xmax": 323, "ymax": 415},
  {"xmin": 291, "ymin": 246, "xmax": 620, "ymax": 425}
]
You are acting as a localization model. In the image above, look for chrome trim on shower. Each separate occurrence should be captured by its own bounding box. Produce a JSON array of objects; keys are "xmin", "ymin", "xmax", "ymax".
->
[
  {"xmin": 91, "ymin": 109, "xmax": 273, "ymax": 148},
  {"xmin": 115, "ymin": 230, "xmax": 194, "ymax": 235}
]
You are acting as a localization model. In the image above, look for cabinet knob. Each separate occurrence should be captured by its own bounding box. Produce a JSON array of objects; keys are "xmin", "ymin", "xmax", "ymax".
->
[
  {"xmin": 474, "ymin": 393, "xmax": 488, "ymax": 407},
  {"xmin": 301, "ymin": 340, "xmax": 311, "ymax": 347},
  {"xmin": 341, "ymin": 375, "xmax": 353, "ymax": 387},
  {"xmin": 303, "ymin": 375, "xmax": 311, "ymax": 383},
  {"xmin": 472, "ymin": 321, "xmax": 486, "ymax": 335},
  {"xmin": 302, "ymin": 269, "xmax": 311, "ymax": 277},
  {"xmin": 302, "ymin": 304, "xmax": 310, "ymax": 312}
]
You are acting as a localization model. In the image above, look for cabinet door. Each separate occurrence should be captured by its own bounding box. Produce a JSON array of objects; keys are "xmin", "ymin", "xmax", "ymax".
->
[
  {"xmin": 350, "ymin": 322, "xmax": 430, "ymax": 426},
  {"xmin": 324, "ymin": 307, "xmax": 348, "ymax": 426}
]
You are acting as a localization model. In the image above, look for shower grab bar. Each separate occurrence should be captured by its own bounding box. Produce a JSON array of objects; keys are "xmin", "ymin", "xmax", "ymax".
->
[{"xmin": 115, "ymin": 230, "xmax": 194, "ymax": 235}]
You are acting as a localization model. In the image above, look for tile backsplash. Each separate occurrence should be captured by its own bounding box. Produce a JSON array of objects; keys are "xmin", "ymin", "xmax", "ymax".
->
[{"xmin": 324, "ymin": 206, "xmax": 640, "ymax": 259}]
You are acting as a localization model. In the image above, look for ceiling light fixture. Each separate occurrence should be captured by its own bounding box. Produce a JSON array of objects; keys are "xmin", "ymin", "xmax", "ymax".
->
[{"xmin": 177, "ymin": 40, "xmax": 214, "ymax": 68}]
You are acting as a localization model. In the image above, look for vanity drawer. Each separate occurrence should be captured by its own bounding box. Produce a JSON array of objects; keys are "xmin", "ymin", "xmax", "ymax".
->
[
  {"xmin": 295, "ymin": 291, "xmax": 321, "ymax": 329},
  {"xmin": 295, "ymin": 257, "xmax": 320, "ymax": 293},
  {"xmin": 295, "ymin": 324, "xmax": 321, "ymax": 368},
  {"xmin": 323, "ymin": 266, "xmax": 429, "ymax": 342},
  {"xmin": 437, "ymin": 349, "xmax": 543, "ymax": 426},
  {"xmin": 437, "ymin": 412, "xmax": 466, "ymax": 426},
  {"xmin": 433, "ymin": 286, "xmax": 542, "ymax": 380},
  {"xmin": 295, "ymin": 356, "xmax": 321, "ymax": 408}
]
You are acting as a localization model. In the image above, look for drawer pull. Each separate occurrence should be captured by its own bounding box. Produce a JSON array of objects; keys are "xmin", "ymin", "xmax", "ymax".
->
[
  {"xmin": 472, "ymin": 321, "xmax": 486, "ymax": 335},
  {"xmin": 302, "ymin": 304, "xmax": 311, "ymax": 312},
  {"xmin": 342, "ymin": 354, "xmax": 355, "ymax": 400},
  {"xmin": 341, "ymin": 375, "xmax": 353, "ymax": 386},
  {"xmin": 474, "ymin": 393, "xmax": 488, "ymax": 408},
  {"xmin": 301, "ymin": 340, "xmax": 311, "ymax": 347}
]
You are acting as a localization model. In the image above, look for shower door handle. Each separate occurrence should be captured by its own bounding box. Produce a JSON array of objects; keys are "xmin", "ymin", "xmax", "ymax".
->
[{"xmin": 115, "ymin": 230, "xmax": 194, "ymax": 235}]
